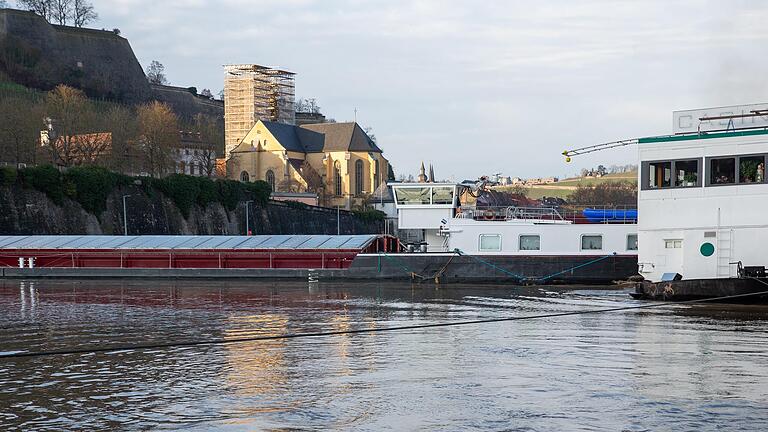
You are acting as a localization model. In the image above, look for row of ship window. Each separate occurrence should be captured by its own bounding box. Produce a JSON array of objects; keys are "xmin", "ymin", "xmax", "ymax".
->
[
  {"xmin": 643, "ymin": 154, "xmax": 768, "ymax": 189},
  {"xmin": 478, "ymin": 234, "xmax": 638, "ymax": 252}
]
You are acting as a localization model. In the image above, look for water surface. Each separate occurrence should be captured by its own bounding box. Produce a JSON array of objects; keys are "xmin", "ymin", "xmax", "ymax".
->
[{"xmin": 0, "ymin": 279, "xmax": 766, "ymax": 431}]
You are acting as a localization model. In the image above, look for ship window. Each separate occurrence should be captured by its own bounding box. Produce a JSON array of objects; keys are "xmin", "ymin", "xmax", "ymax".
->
[
  {"xmin": 431, "ymin": 187, "xmax": 454, "ymax": 205},
  {"xmin": 665, "ymin": 239, "xmax": 683, "ymax": 248},
  {"xmin": 674, "ymin": 160, "xmax": 699, "ymax": 187},
  {"xmin": 581, "ymin": 235, "xmax": 603, "ymax": 250},
  {"xmin": 395, "ymin": 187, "xmax": 431, "ymax": 205},
  {"xmin": 647, "ymin": 161, "xmax": 672, "ymax": 188},
  {"xmin": 479, "ymin": 234, "xmax": 502, "ymax": 252},
  {"xmin": 627, "ymin": 234, "xmax": 638, "ymax": 251},
  {"xmin": 739, "ymin": 155, "xmax": 765, "ymax": 183},
  {"xmin": 519, "ymin": 235, "xmax": 540, "ymax": 251},
  {"xmin": 709, "ymin": 157, "xmax": 736, "ymax": 185}
]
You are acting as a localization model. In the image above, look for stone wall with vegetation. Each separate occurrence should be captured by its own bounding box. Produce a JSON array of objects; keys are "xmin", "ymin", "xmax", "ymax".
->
[{"xmin": 0, "ymin": 166, "xmax": 384, "ymax": 235}]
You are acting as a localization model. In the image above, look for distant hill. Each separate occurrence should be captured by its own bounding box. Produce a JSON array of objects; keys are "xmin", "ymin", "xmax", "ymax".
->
[
  {"xmin": 0, "ymin": 8, "xmax": 222, "ymax": 122},
  {"xmin": 494, "ymin": 171, "xmax": 637, "ymax": 200}
]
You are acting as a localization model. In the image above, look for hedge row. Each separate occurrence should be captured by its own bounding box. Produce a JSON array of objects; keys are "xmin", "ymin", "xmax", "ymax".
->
[
  {"xmin": 9, "ymin": 165, "xmax": 271, "ymax": 218},
  {"xmin": 352, "ymin": 208, "xmax": 386, "ymax": 222},
  {"xmin": 150, "ymin": 174, "xmax": 271, "ymax": 217}
]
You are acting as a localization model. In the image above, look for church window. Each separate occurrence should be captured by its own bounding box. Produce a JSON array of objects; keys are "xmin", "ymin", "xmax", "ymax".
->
[
  {"xmin": 355, "ymin": 159, "xmax": 364, "ymax": 195},
  {"xmin": 266, "ymin": 170, "xmax": 275, "ymax": 191},
  {"xmin": 334, "ymin": 161, "xmax": 342, "ymax": 196},
  {"xmin": 374, "ymin": 160, "xmax": 380, "ymax": 189},
  {"xmin": 240, "ymin": 171, "xmax": 250, "ymax": 182}
]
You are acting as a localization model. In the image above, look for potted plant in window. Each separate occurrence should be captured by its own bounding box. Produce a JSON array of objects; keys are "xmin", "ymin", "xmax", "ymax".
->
[
  {"xmin": 740, "ymin": 160, "xmax": 758, "ymax": 183},
  {"xmin": 683, "ymin": 172, "xmax": 697, "ymax": 187}
]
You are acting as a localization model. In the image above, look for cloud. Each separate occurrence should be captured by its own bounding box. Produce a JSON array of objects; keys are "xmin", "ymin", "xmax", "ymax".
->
[{"xmin": 94, "ymin": 0, "xmax": 768, "ymax": 178}]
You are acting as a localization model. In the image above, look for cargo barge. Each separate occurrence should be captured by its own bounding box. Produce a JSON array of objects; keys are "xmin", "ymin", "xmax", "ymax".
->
[{"xmin": 0, "ymin": 179, "xmax": 639, "ymax": 283}]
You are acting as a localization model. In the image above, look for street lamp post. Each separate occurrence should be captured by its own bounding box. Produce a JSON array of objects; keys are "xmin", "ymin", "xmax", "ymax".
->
[
  {"xmin": 337, "ymin": 205, "xmax": 340, "ymax": 235},
  {"xmin": 122, "ymin": 195, "xmax": 131, "ymax": 236},
  {"xmin": 245, "ymin": 200, "xmax": 254, "ymax": 235}
]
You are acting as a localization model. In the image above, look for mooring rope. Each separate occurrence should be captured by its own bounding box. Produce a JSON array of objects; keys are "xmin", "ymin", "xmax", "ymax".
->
[
  {"xmin": 454, "ymin": 249, "xmax": 618, "ymax": 283},
  {"xmin": 2, "ymin": 288, "xmax": 767, "ymax": 360},
  {"xmin": 379, "ymin": 249, "xmax": 460, "ymax": 282}
]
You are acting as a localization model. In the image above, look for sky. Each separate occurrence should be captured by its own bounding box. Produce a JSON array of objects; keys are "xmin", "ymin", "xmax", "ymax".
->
[{"xmin": 85, "ymin": 0, "xmax": 768, "ymax": 180}]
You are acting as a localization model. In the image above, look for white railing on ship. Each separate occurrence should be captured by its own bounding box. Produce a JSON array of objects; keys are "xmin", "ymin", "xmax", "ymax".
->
[
  {"xmin": 457, "ymin": 205, "xmax": 637, "ymax": 224},
  {"xmin": 458, "ymin": 206, "xmax": 564, "ymax": 221}
]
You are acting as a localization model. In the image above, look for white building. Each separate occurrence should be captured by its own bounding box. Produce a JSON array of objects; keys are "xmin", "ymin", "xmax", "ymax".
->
[{"xmin": 637, "ymin": 103, "xmax": 768, "ymax": 282}]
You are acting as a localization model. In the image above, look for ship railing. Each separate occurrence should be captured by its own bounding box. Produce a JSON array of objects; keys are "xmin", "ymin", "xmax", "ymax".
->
[
  {"xmin": 458, "ymin": 206, "xmax": 565, "ymax": 221},
  {"xmin": 457, "ymin": 204, "xmax": 637, "ymax": 224}
]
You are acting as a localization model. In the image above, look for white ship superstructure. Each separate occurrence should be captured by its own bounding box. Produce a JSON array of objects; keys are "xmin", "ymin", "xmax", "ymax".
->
[
  {"xmin": 638, "ymin": 103, "xmax": 768, "ymax": 282},
  {"xmin": 390, "ymin": 183, "xmax": 638, "ymax": 258}
]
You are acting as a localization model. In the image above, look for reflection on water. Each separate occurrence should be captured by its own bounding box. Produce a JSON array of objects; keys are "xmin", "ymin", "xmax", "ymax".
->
[{"xmin": 0, "ymin": 279, "xmax": 767, "ymax": 431}]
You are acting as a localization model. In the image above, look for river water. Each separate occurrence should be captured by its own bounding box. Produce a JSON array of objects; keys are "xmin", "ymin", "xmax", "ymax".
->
[{"xmin": 0, "ymin": 279, "xmax": 766, "ymax": 431}]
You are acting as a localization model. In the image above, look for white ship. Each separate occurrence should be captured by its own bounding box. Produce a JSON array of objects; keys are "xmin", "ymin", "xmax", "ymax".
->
[{"xmin": 353, "ymin": 181, "xmax": 638, "ymax": 284}]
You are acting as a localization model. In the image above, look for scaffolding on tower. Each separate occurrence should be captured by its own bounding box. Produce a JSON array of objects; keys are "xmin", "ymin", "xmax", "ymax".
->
[{"xmin": 223, "ymin": 64, "xmax": 296, "ymax": 155}]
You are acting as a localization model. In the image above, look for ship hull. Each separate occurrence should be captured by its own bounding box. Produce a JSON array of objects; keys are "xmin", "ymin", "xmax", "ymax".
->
[{"xmin": 347, "ymin": 253, "xmax": 638, "ymax": 284}]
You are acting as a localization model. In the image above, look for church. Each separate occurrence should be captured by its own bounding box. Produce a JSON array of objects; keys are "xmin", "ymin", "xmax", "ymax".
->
[{"xmin": 227, "ymin": 120, "xmax": 390, "ymax": 209}]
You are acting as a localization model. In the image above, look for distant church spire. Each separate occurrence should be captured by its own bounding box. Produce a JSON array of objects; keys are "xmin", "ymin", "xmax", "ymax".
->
[
  {"xmin": 418, "ymin": 161, "xmax": 427, "ymax": 183},
  {"xmin": 429, "ymin": 164, "xmax": 435, "ymax": 183}
]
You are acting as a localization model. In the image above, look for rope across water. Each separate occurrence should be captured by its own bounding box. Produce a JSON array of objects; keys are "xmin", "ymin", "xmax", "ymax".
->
[{"xmin": 2, "ymin": 285, "xmax": 767, "ymax": 360}]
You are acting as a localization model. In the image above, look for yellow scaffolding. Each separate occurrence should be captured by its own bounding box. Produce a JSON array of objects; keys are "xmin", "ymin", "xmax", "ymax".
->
[{"xmin": 223, "ymin": 64, "xmax": 296, "ymax": 155}]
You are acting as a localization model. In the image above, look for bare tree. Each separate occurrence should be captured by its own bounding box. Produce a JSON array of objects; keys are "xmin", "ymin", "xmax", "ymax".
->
[
  {"xmin": 102, "ymin": 105, "xmax": 138, "ymax": 174},
  {"xmin": 200, "ymin": 88, "xmax": 213, "ymax": 99},
  {"xmin": 295, "ymin": 97, "xmax": 321, "ymax": 114},
  {"xmin": 0, "ymin": 96, "xmax": 43, "ymax": 166},
  {"xmin": 70, "ymin": 132, "xmax": 111, "ymax": 165},
  {"xmin": 51, "ymin": 0, "xmax": 70, "ymax": 25},
  {"xmin": 189, "ymin": 114, "xmax": 222, "ymax": 177},
  {"xmin": 145, "ymin": 60, "xmax": 168, "ymax": 85},
  {"xmin": 17, "ymin": 0, "xmax": 54, "ymax": 21},
  {"xmin": 568, "ymin": 181, "xmax": 637, "ymax": 206},
  {"xmin": 363, "ymin": 126, "xmax": 376, "ymax": 143},
  {"xmin": 137, "ymin": 101, "xmax": 178, "ymax": 177},
  {"xmin": 18, "ymin": 0, "xmax": 96, "ymax": 26},
  {"xmin": 0, "ymin": 0, "xmax": 9, "ymax": 7},
  {"xmin": 43, "ymin": 85, "xmax": 103, "ymax": 167},
  {"xmin": 71, "ymin": 0, "xmax": 96, "ymax": 27}
]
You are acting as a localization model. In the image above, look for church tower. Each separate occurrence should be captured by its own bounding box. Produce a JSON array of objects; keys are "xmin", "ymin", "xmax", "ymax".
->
[{"xmin": 417, "ymin": 161, "xmax": 428, "ymax": 183}]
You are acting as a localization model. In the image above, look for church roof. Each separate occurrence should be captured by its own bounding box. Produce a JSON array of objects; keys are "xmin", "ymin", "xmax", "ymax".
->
[
  {"xmin": 262, "ymin": 120, "xmax": 324, "ymax": 153},
  {"xmin": 231, "ymin": 121, "xmax": 382, "ymax": 156},
  {"xmin": 300, "ymin": 122, "xmax": 382, "ymax": 153}
]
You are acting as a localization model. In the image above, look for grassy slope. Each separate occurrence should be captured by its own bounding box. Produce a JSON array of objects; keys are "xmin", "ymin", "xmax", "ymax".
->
[{"xmin": 494, "ymin": 171, "xmax": 637, "ymax": 199}]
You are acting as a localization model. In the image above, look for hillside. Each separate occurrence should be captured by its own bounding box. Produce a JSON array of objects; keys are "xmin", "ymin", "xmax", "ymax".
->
[
  {"xmin": 0, "ymin": 8, "xmax": 222, "ymax": 121},
  {"xmin": 495, "ymin": 171, "xmax": 637, "ymax": 200}
]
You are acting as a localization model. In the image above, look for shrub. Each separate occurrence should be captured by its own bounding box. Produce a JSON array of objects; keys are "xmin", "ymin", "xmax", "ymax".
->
[
  {"xmin": 154, "ymin": 174, "xmax": 200, "ymax": 218},
  {"xmin": 195, "ymin": 176, "xmax": 218, "ymax": 207},
  {"xmin": 20, "ymin": 164, "xmax": 64, "ymax": 204},
  {"xmin": 352, "ymin": 209, "xmax": 386, "ymax": 223},
  {"xmin": 216, "ymin": 179, "xmax": 241, "ymax": 211},
  {"xmin": 567, "ymin": 181, "xmax": 637, "ymax": 206},
  {"xmin": 64, "ymin": 166, "xmax": 127, "ymax": 215},
  {"xmin": 0, "ymin": 166, "xmax": 17, "ymax": 186},
  {"xmin": 242, "ymin": 180, "xmax": 271, "ymax": 206}
]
